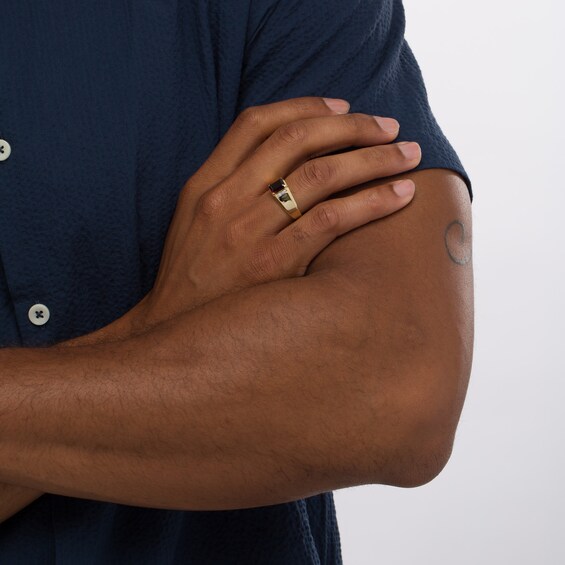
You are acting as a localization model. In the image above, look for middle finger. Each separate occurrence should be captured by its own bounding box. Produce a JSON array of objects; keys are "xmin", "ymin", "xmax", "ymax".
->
[{"xmin": 228, "ymin": 113, "xmax": 400, "ymax": 198}]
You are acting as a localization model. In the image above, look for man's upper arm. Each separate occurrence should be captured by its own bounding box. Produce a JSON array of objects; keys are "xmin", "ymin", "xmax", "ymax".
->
[{"xmin": 309, "ymin": 168, "xmax": 474, "ymax": 451}]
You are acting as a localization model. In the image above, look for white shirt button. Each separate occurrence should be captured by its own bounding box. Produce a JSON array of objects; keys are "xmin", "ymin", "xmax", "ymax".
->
[
  {"xmin": 0, "ymin": 139, "xmax": 11, "ymax": 161},
  {"xmin": 28, "ymin": 304, "xmax": 50, "ymax": 326}
]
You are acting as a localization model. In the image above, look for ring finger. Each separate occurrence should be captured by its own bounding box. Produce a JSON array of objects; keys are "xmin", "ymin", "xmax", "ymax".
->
[{"xmin": 253, "ymin": 140, "xmax": 421, "ymax": 232}]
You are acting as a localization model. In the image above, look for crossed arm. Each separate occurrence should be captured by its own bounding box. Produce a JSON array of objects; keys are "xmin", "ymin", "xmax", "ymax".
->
[{"xmin": 0, "ymin": 167, "xmax": 473, "ymax": 516}]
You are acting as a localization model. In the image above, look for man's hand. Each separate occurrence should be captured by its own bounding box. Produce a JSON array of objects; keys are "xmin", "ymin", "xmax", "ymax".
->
[
  {"xmin": 133, "ymin": 96, "xmax": 420, "ymax": 331},
  {"xmin": 58, "ymin": 96, "xmax": 420, "ymax": 348}
]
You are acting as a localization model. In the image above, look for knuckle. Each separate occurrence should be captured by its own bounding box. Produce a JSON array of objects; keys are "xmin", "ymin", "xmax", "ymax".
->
[
  {"xmin": 289, "ymin": 223, "xmax": 310, "ymax": 245},
  {"xmin": 235, "ymin": 106, "xmax": 263, "ymax": 130},
  {"xmin": 246, "ymin": 245, "xmax": 277, "ymax": 282},
  {"xmin": 196, "ymin": 188, "xmax": 225, "ymax": 219},
  {"xmin": 288, "ymin": 97, "xmax": 313, "ymax": 114},
  {"xmin": 300, "ymin": 157, "xmax": 336, "ymax": 188},
  {"xmin": 367, "ymin": 187, "xmax": 385, "ymax": 206},
  {"xmin": 311, "ymin": 203, "xmax": 340, "ymax": 232},
  {"xmin": 275, "ymin": 120, "xmax": 308, "ymax": 146},
  {"xmin": 343, "ymin": 112, "xmax": 368, "ymax": 132},
  {"xmin": 363, "ymin": 146, "xmax": 388, "ymax": 169}
]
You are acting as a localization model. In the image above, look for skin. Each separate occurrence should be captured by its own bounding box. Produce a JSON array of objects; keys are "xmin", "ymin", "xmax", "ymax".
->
[{"xmin": 0, "ymin": 97, "xmax": 473, "ymax": 519}]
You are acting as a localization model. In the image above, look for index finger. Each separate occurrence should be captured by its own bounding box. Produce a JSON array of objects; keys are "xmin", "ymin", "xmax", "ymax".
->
[{"xmin": 186, "ymin": 97, "xmax": 351, "ymax": 195}]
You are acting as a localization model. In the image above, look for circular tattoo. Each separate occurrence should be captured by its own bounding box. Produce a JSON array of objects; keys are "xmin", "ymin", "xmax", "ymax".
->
[{"xmin": 444, "ymin": 220, "xmax": 472, "ymax": 265}]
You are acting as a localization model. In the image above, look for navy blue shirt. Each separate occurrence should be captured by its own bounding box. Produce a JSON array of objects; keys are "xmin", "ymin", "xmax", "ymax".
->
[{"xmin": 0, "ymin": 1, "xmax": 472, "ymax": 563}]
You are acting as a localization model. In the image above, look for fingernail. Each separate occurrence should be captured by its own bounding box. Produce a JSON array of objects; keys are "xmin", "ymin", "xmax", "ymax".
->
[
  {"xmin": 373, "ymin": 116, "xmax": 399, "ymax": 133},
  {"xmin": 323, "ymin": 98, "xmax": 350, "ymax": 114},
  {"xmin": 398, "ymin": 141, "xmax": 421, "ymax": 160},
  {"xmin": 392, "ymin": 179, "xmax": 415, "ymax": 198}
]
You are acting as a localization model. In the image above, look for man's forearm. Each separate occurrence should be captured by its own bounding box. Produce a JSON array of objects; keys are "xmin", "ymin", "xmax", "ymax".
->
[
  {"xmin": 0, "ymin": 270, "xmax": 441, "ymax": 511},
  {"xmin": 0, "ymin": 308, "xmax": 145, "ymax": 522}
]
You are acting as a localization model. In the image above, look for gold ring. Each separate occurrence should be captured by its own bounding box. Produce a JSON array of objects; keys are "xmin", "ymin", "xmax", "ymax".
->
[{"xmin": 268, "ymin": 177, "xmax": 302, "ymax": 221}]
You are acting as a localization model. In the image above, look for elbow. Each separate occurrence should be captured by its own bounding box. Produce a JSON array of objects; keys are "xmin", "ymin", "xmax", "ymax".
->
[
  {"xmin": 384, "ymin": 432, "xmax": 455, "ymax": 489},
  {"xmin": 364, "ymin": 364, "xmax": 469, "ymax": 489}
]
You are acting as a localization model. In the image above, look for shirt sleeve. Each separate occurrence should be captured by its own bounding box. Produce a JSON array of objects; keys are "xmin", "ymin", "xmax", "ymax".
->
[{"xmin": 236, "ymin": 0, "xmax": 473, "ymax": 203}]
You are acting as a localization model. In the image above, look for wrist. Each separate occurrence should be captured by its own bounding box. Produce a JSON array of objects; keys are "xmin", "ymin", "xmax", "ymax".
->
[{"xmin": 60, "ymin": 293, "xmax": 152, "ymax": 348}]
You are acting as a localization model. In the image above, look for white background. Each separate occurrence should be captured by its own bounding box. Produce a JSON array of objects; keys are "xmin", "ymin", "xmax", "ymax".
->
[{"xmin": 334, "ymin": 1, "xmax": 565, "ymax": 563}]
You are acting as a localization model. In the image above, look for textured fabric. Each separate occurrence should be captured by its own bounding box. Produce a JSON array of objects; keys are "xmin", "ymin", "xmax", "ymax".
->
[{"xmin": 0, "ymin": 0, "xmax": 472, "ymax": 563}]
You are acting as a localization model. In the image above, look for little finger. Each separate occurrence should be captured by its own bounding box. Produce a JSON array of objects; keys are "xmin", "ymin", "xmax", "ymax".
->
[{"xmin": 272, "ymin": 179, "xmax": 416, "ymax": 277}]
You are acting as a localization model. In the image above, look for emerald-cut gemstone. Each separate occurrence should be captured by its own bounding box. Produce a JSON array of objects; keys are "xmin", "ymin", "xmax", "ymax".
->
[{"xmin": 268, "ymin": 178, "xmax": 286, "ymax": 193}]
